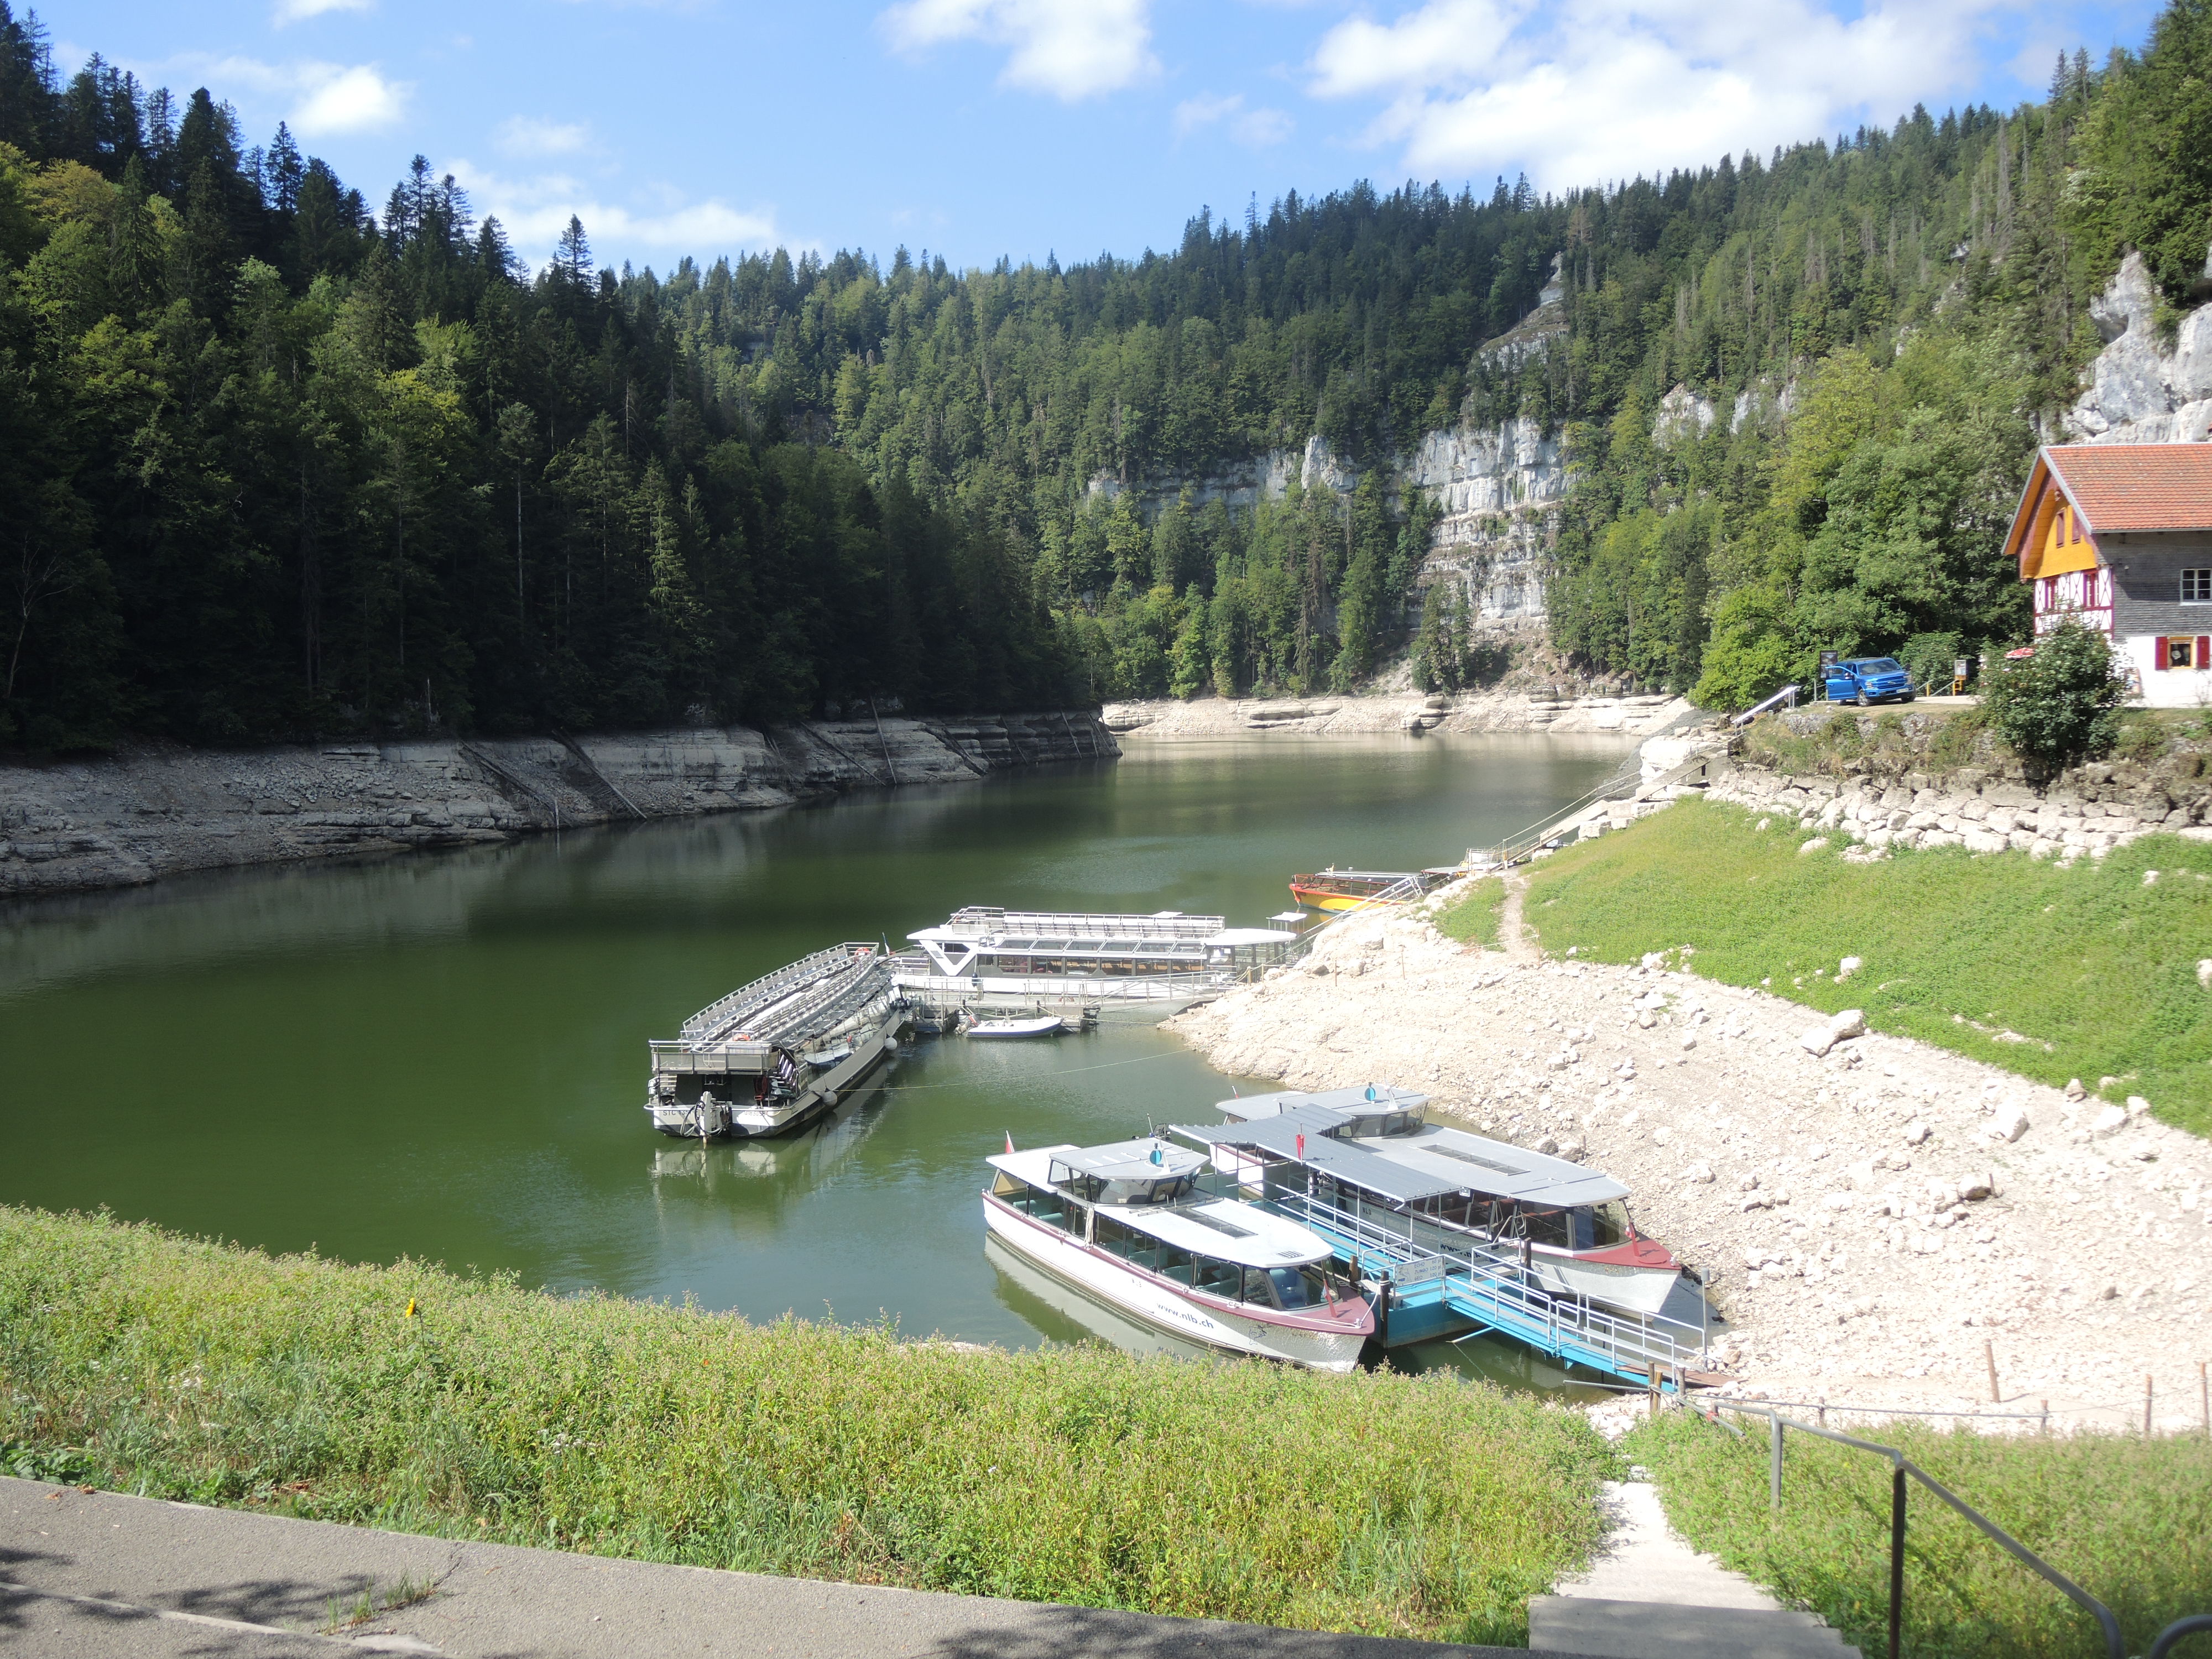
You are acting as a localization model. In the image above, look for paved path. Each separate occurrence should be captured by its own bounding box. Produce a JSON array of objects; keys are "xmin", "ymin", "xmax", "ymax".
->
[
  {"xmin": 1, "ymin": 1478, "xmax": 1600, "ymax": 1659},
  {"xmin": 1551, "ymin": 1482, "xmax": 1781, "ymax": 1610}
]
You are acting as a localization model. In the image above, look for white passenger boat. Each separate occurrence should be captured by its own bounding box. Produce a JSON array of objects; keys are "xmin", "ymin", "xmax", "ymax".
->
[
  {"xmin": 964, "ymin": 1014, "xmax": 1065, "ymax": 1039},
  {"xmin": 644, "ymin": 942, "xmax": 910, "ymax": 1140},
  {"xmin": 1176, "ymin": 1086, "xmax": 1683, "ymax": 1316},
  {"xmin": 896, "ymin": 909, "xmax": 1295, "ymax": 1008},
  {"xmin": 983, "ymin": 1138, "xmax": 1375, "ymax": 1371}
]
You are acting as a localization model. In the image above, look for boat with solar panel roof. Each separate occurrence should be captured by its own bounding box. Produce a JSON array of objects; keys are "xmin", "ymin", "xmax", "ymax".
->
[
  {"xmin": 1175, "ymin": 1085, "xmax": 1683, "ymax": 1317},
  {"xmin": 981, "ymin": 1135, "xmax": 1375, "ymax": 1370}
]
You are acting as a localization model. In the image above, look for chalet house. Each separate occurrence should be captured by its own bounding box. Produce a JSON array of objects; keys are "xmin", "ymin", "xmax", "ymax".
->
[{"xmin": 2005, "ymin": 444, "xmax": 2212, "ymax": 706}]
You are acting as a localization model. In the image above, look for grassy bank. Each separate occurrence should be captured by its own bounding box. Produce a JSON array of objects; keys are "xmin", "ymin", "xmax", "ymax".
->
[
  {"xmin": 1626, "ymin": 1408, "xmax": 2212, "ymax": 1658},
  {"xmin": 1525, "ymin": 796, "xmax": 2212, "ymax": 1136},
  {"xmin": 0, "ymin": 1206, "xmax": 1614, "ymax": 1644},
  {"xmin": 1433, "ymin": 877, "xmax": 1507, "ymax": 948}
]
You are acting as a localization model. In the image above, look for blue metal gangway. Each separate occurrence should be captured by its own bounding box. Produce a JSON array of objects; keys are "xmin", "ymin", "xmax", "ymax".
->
[{"xmin": 1266, "ymin": 1190, "xmax": 1710, "ymax": 1386}]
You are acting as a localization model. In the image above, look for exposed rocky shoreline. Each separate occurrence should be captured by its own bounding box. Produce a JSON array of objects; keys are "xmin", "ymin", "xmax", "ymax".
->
[
  {"xmin": 1104, "ymin": 688, "xmax": 1693, "ymax": 739},
  {"xmin": 1167, "ymin": 863, "xmax": 2210, "ymax": 1433},
  {"xmin": 0, "ymin": 712, "xmax": 1118, "ymax": 899}
]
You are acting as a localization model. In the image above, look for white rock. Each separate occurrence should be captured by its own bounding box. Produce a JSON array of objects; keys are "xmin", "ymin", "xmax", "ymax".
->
[
  {"xmin": 1798, "ymin": 837, "xmax": 1829, "ymax": 855},
  {"xmin": 1823, "ymin": 1190, "xmax": 1855, "ymax": 1210},
  {"xmin": 1828, "ymin": 1008, "xmax": 1867, "ymax": 1039},
  {"xmin": 1903, "ymin": 1120, "xmax": 1931, "ymax": 1146},
  {"xmin": 1651, "ymin": 1126, "xmax": 1672, "ymax": 1146},
  {"xmin": 2092, "ymin": 1104, "xmax": 2131, "ymax": 1137},
  {"xmin": 1535, "ymin": 1134, "xmax": 1560, "ymax": 1155},
  {"xmin": 1556, "ymin": 1137, "xmax": 1586, "ymax": 1162},
  {"xmin": 2064, "ymin": 1077, "xmax": 2087, "ymax": 1100},
  {"xmin": 1679, "ymin": 1033, "xmax": 1697, "ymax": 1051},
  {"xmin": 1801, "ymin": 1026, "xmax": 1837, "ymax": 1057},
  {"xmin": 2199, "ymin": 959, "xmax": 2212, "ymax": 990},
  {"xmin": 1838, "ymin": 956, "xmax": 1863, "ymax": 980},
  {"xmin": 1988, "ymin": 1106, "xmax": 2030, "ymax": 1144},
  {"xmin": 1957, "ymin": 1173, "xmax": 1996, "ymax": 1202},
  {"xmin": 2127, "ymin": 1094, "xmax": 2151, "ymax": 1115},
  {"xmin": 1684, "ymin": 1163, "xmax": 1715, "ymax": 1184},
  {"xmin": 1738, "ymin": 1172, "xmax": 1762, "ymax": 1192}
]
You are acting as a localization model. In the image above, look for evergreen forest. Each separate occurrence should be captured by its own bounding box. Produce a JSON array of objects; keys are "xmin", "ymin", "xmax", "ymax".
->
[{"xmin": 2, "ymin": 0, "xmax": 2208, "ymax": 748}]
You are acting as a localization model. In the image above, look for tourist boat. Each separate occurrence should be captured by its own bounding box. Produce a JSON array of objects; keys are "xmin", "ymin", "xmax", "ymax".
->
[
  {"xmin": 1286, "ymin": 868, "xmax": 1452, "ymax": 911},
  {"xmin": 896, "ymin": 908, "xmax": 1296, "ymax": 1007},
  {"xmin": 644, "ymin": 942, "xmax": 910, "ymax": 1140},
  {"xmin": 982, "ymin": 1136, "xmax": 1375, "ymax": 1370},
  {"xmin": 1176, "ymin": 1086, "xmax": 1683, "ymax": 1316},
  {"xmin": 964, "ymin": 1014, "xmax": 1065, "ymax": 1039}
]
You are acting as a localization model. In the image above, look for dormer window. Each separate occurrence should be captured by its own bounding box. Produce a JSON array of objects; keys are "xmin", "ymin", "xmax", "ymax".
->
[{"xmin": 2182, "ymin": 568, "xmax": 2211, "ymax": 604}]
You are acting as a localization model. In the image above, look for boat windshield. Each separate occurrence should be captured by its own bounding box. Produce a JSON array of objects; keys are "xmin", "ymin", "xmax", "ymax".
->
[
  {"xmin": 1245, "ymin": 1262, "xmax": 1334, "ymax": 1310},
  {"xmin": 1344, "ymin": 1106, "xmax": 1425, "ymax": 1137},
  {"xmin": 1567, "ymin": 1201, "xmax": 1632, "ymax": 1250}
]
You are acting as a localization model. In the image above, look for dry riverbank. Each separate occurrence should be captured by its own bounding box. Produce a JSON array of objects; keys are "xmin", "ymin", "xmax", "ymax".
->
[
  {"xmin": 0, "ymin": 712, "xmax": 1117, "ymax": 898},
  {"xmin": 1168, "ymin": 884, "xmax": 2211, "ymax": 1432},
  {"xmin": 1104, "ymin": 689, "xmax": 1693, "ymax": 739}
]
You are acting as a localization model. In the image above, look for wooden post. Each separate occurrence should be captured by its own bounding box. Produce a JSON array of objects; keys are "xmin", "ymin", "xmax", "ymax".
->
[
  {"xmin": 1648, "ymin": 1360, "xmax": 1661, "ymax": 1414},
  {"xmin": 2145, "ymin": 1374, "xmax": 2154, "ymax": 1436},
  {"xmin": 2040, "ymin": 1399, "xmax": 2049, "ymax": 1436},
  {"xmin": 1985, "ymin": 1339, "xmax": 2001, "ymax": 1404},
  {"xmin": 1817, "ymin": 1397, "xmax": 1827, "ymax": 1429}
]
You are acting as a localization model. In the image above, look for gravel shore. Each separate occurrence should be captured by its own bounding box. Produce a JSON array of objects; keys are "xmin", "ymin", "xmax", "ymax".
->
[{"xmin": 1168, "ymin": 873, "xmax": 2211, "ymax": 1433}]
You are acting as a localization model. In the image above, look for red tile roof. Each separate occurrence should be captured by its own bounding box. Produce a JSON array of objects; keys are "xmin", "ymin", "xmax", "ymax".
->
[{"xmin": 2042, "ymin": 444, "xmax": 2212, "ymax": 534}]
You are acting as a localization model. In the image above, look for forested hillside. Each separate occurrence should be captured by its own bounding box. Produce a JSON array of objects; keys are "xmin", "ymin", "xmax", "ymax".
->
[{"xmin": 1, "ymin": 0, "xmax": 2206, "ymax": 748}]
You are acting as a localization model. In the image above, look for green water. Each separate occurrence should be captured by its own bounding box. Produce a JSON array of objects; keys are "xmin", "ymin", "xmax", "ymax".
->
[{"xmin": 0, "ymin": 733, "xmax": 1622, "ymax": 1379}]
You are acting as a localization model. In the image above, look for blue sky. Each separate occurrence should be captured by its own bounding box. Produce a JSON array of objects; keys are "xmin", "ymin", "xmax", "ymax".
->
[{"xmin": 46, "ymin": 0, "xmax": 2164, "ymax": 276}]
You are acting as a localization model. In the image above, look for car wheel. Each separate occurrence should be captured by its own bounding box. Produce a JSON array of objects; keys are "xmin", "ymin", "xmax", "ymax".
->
[
  {"xmin": 1856, "ymin": 689, "xmax": 1870, "ymax": 707},
  {"xmin": 1901, "ymin": 692, "xmax": 1916, "ymax": 703}
]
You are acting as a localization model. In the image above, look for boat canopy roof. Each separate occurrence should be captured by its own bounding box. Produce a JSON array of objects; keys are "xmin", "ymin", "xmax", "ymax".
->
[
  {"xmin": 1182, "ymin": 1095, "xmax": 1629, "ymax": 1209},
  {"xmin": 1202, "ymin": 928, "xmax": 1296, "ymax": 947},
  {"xmin": 984, "ymin": 1142, "xmax": 1331, "ymax": 1266},
  {"xmin": 919, "ymin": 907, "xmax": 1227, "ymax": 941},
  {"xmin": 1220, "ymin": 1084, "xmax": 1428, "ymax": 1122},
  {"xmin": 1048, "ymin": 1138, "xmax": 1207, "ymax": 1182}
]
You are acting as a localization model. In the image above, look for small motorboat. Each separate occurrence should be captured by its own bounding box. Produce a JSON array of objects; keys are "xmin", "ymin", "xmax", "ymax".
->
[
  {"xmin": 965, "ymin": 1014, "xmax": 1065, "ymax": 1039},
  {"xmin": 983, "ymin": 1137, "xmax": 1374, "ymax": 1370}
]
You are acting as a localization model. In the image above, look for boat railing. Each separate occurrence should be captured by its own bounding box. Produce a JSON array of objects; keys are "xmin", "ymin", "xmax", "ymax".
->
[
  {"xmin": 682, "ymin": 943, "xmax": 889, "ymax": 1046},
  {"xmin": 681, "ymin": 943, "xmax": 871, "ymax": 1040},
  {"xmin": 1267, "ymin": 1188, "xmax": 1706, "ymax": 1373},
  {"xmin": 932, "ymin": 909, "xmax": 1229, "ymax": 941},
  {"xmin": 890, "ymin": 959, "xmax": 1225, "ymax": 1001}
]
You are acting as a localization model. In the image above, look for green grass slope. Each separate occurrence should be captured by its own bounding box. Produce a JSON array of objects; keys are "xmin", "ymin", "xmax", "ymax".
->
[
  {"xmin": 1525, "ymin": 797, "xmax": 2212, "ymax": 1136},
  {"xmin": 1626, "ymin": 1408, "xmax": 2212, "ymax": 1659},
  {"xmin": 0, "ymin": 1206, "xmax": 1615, "ymax": 1645}
]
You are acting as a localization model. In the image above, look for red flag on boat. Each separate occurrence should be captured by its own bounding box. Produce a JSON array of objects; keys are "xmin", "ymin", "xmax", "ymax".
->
[
  {"xmin": 1296, "ymin": 1131, "xmax": 1306, "ymax": 1157},
  {"xmin": 1005, "ymin": 1131, "xmax": 1016, "ymax": 1154}
]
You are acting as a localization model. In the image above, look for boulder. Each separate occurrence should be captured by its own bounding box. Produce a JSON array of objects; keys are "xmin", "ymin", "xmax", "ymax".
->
[
  {"xmin": 1988, "ymin": 1106, "xmax": 2031, "ymax": 1144},
  {"xmin": 1801, "ymin": 1026, "xmax": 1837, "ymax": 1057},
  {"xmin": 2092, "ymin": 1103, "xmax": 2131, "ymax": 1137},
  {"xmin": 1957, "ymin": 1172, "xmax": 1996, "ymax": 1202},
  {"xmin": 1837, "ymin": 956, "xmax": 1863, "ymax": 980},
  {"xmin": 1828, "ymin": 1008, "xmax": 1867, "ymax": 1039},
  {"xmin": 1903, "ymin": 1120, "xmax": 1932, "ymax": 1146}
]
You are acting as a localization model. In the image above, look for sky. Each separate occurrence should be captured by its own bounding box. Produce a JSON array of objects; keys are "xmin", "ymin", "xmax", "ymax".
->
[{"xmin": 44, "ymin": 0, "xmax": 2166, "ymax": 278}]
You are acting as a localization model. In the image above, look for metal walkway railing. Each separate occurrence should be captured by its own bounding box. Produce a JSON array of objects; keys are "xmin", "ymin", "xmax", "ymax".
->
[
  {"xmin": 1697, "ymin": 1399, "xmax": 2208, "ymax": 1659},
  {"xmin": 681, "ymin": 943, "xmax": 890, "ymax": 1046},
  {"xmin": 1266, "ymin": 1189, "xmax": 1707, "ymax": 1383}
]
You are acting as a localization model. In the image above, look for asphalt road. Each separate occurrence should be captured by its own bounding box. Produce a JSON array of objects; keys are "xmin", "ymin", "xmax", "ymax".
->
[{"xmin": 1, "ymin": 1477, "xmax": 1594, "ymax": 1658}]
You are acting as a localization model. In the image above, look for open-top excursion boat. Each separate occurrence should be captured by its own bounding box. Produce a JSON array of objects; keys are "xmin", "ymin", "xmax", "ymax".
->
[
  {"xmin": 983, "ymin": 1137, "xmax": 1375, "ymax": 1371},
  {"xmin": 896, "ymin": 909, "xmax": 1296, "ymax": 1009},
  {"xmin": 644, "ymin": 942, "xmax": 911, "ymax": 1140},
  {"xmin": 1286, "ymin": 869, "xmax": 1455, "ymax": 912},
  {"xmin": 1175, "ymin": 1086, "xmax": 1683, "ymax": 1316},
  {"xmin": 962, "ymin": 1014, "xmax": 1066, "ymax": 1039}
]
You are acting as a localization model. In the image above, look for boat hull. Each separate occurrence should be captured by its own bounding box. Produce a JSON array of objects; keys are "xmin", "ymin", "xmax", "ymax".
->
[
  {"xmin": 982, "ymin": 1199, "xmax": 1369, "ymax": 1372},
  {"xmin": 646, "ymin": 1025, "xmax": 902, "ymax": 1140},
  {"xmin": 1530, "ymin": 1250, "xmax": 1682, "ymax": 1315}
]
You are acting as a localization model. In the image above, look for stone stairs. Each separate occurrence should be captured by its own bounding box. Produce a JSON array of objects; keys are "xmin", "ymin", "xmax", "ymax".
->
[{"xmin": 1527, "ymin": 1480, "xmax": 1863, "ymax": 1659}]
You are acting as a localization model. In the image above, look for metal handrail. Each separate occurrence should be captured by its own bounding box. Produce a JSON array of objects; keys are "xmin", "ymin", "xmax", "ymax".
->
[
  {"xmin": 1705, "ymin": 1400, "xmax": 2126, "ymax": 1659},
  {"xmin": 681, "ymin": 943, "xmax": 885, "ymax": 1044},
  {"xmin": 1731, "ymin": 683, "xmax": 1802, "ymax": 727},
  {"xmin": 1267, "ymin": 1189, "xmax": 1704, "ymax": 1374}
]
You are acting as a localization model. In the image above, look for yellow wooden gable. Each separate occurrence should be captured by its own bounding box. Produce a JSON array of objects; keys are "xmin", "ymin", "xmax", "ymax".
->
[{"xmin": 2011, "ymin": 465, "xmax": 2102, "ymax": 580}]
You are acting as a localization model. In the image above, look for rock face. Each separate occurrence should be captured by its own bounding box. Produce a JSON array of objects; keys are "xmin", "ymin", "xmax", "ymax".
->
[
  {"xmin": 1406, "ymin": 418, "xmax": 1563, "ymax": 630},
  {"xmin": 0, "ymin": 712, "xmax": 1119, "ymax": 898},
  {"xmin": 2066, "ymin": 251, "xmax": 2212, "ymax": 444}
]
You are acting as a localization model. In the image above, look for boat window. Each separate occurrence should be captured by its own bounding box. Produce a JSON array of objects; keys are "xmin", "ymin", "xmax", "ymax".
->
[
  {"xmin": 1095, "ymin": 1215, "xmax": 1140, "ymax": 1260},
  {"xmin": 1154, "ymin": 1243, "xmax": 1194, "ymax": 1286},
  {"xmin": 990, "ymin": 1171, "xmax": 1027, "ymax": 1201},
  {"xmin": 1568, "ymin": 1201, "xmax": 1631, "ymax": 1250},
  {"xmin": 1254, "ymin": 1263, "xmax": 1329, "ymax": 1310},
  {"xmin": 1193, "ymin": 1256, "xmax": 1242, "ymax": 1300},
  {"xmin": 1523, "ymin": 1207, "xmax": 1572, "ymax": 1249},
  {"xmin": 1181, "ymin": 1208, "xmax": 1256, "ymax": 1239}
]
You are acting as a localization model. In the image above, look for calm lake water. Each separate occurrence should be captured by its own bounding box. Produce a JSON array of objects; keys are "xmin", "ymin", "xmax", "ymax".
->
[{"xmin": 0, "ymin": 733, "xmax": 1625, "ymax": 1386}]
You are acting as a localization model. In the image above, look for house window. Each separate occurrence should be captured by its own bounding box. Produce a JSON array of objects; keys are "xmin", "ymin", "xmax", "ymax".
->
[
  {"xmin": 2168, "ymin": 637, "xmax": 2196, "ymax": 671},
  {"xmin": 2182, "ymin": 568, "xmax": 2212, "ymax": 603}
]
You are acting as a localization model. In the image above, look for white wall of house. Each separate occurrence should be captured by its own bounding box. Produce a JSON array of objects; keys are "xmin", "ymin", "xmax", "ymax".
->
[{"xmin": 2120, "ymin": 633, "xmax": 2212, "ymax": 707}]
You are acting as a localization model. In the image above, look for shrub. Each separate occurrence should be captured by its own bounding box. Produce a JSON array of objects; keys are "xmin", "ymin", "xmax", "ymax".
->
[{"xmin": 1981, "ymin": 624, "xmax": 2124, "ymax": 777}]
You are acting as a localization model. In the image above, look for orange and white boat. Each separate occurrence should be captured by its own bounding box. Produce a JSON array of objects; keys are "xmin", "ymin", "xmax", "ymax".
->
[{"xmin": 1286, "ymin": 868, "xmax": 1448, "ymax": 912}]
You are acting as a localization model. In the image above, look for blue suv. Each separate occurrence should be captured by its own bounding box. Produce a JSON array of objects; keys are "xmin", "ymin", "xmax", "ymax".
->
[{"xmin": 1823, "ymin": 656, "xmax": 1915, "ymax": 706}]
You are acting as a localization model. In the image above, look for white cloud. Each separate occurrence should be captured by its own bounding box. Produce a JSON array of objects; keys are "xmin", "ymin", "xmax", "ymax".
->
[
  {"xmin": 881, "ymin": 0, "xmax": 1156, "ymax": 101},
  {"xmin": 497, "ymin": 116, "xmax": 591, "ymax": 156},
  {"xmin": 1310, "ymin": 0, "xmax": 2004, "ymax": 188},
  {"xmin": 1173, "ymin": 92, "xmax": 1293, "ymax": 147},
  {"xmin": 446, "ymin": 160, "xmax": 780, "ymax": 265},
  {"xmin": 274, "ymin": 0, "xmax": 373, "ymax": 24},
  {"xmin": 290, "ymin": 64, "xmax": 406, "ymax": 134},
  {"xmin": 186, "ymin": 55, "xmax": 408, "ymax": 136}
]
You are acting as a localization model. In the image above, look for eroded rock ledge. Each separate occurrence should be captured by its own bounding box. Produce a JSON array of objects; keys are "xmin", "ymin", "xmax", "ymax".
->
[{"xmin": 0, "ymin": 712, "xmax": 1118, "ymax": 898}]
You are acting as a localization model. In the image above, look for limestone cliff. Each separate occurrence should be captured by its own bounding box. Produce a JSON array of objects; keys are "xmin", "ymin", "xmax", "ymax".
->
[{"xmin": 2065, "ymin": 251, "xmax": 2212, "ymax": 445}]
